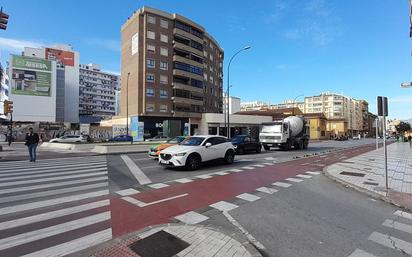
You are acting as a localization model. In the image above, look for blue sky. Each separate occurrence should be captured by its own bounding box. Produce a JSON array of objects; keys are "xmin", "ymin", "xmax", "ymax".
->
[{"xmin": 1, "ymin": 0, "xmax": 412, "ymax": 119}]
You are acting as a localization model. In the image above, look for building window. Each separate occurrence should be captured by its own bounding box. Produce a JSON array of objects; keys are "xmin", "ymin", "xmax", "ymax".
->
[
  {"xmin": 146, "ymin": 74, "xmax": 155, "ymax": 83},
  {"xmin": 147, "ymin": 30, "xmax": 155, "ymax": 40},
  {"xmin": 160, "ymin": 61, "xmax": 168, "ymax": 70},
  {"xmin": 160, "ymin": 47, "xmax": 168, "ymax": 56},
  {"xmin": 160, "ymin": 34, "xmax": 168, "ymax": 43},
  {"xmin": 160, "ymin": 104, "xmax": 168, "ymax": 112},
  {"xmin": 146, "ymin": 103, "xmax": 155, "ymax": 112},
  {"xmin": 147, "ymin": 15, "xmax": 156, "ymax": 24},
  {"xmin": 160, "ymin": 89, "xmax": 168, "ymax": 98},
  {"xmin": 203, "ymin": 73, "xmax": 208, "ymax": 81},
  {"xmin": 160, "ymin": 75, "xmax": 168, "ymax": 84},
  {"xmin": 146, "ymin": 59, "xmax": 155, "ymax": 68},
  {"xmin": 210, "ymin": 76, "xmax": 214, "ymax": 83},
  {"xmin": 146, "ymin": 88, "xmax": 155, "ymax": 97},
  {"xmin": 160, "ymin": 19, "xmax": 168, "ymax": 29},
  {"xmin": 147, "ymin": 44, "xmax": 155, "ymax": 53}
]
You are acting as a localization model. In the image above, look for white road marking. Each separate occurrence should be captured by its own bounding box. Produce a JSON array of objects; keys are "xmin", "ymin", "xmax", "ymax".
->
[
  {"xmin": 262, "ymin": 162, "xmax": 274, "ymax": 166},
  {"xmin": 296, "ymin": 174, "xmax": 312, "ymax": 179},
  {"xmin": 264, "ymin": 157, "xmax": 275, "ymax": 160},
  {"xmin": 222, "ymin": 211, "xmax": 266, "ymax": 250},
  {"xmin": 0, "ymin": 211, "xmax": 111, "ymax": 251},
  {"xmin": 226, "ymin": 169, "xmax": 243, "ymax": 172},
  {"xmin": 121, "ymin": 155, "xmax": 152, "ymax": 185},
  {"xmin": 174, "ymin": 211, "xmax": 209, "ymax": 224},
  {"xmin": 0, "ymin": 163, "xmax": 107, "ymax": 177},
  {"xmin": 253, "ymin": 164, "xmax": 265, "ymax": 167},
  {"xmin": 0, "ymin": 161, "xmax": 107, "ymax": 173},
  {"xmin": 368, "ymin": 231, "xmax": 412, "ymax": 255},
  {"xmin": 148, "ymin": 183, "xmax": 169, "ymax": 189},
  {"xmin": 21, "ymin": 228, "xmax": 112, "ymax": 257},
  {"xmin": 347, "ymin": 248, "xmax": 377, "ymax": 257},
  {"xmin": 0, "ymin": 182, "xmax": 108, "ymax": 204},
  {"xmin": 382, "ymin": 219, "xmax": 412, "ymax": 235},
  {"xmin": 122, "ymin": 193, "xmax": 189, "ymax": 207},
  {"xmin": 241, "ymin": 166, "xmax": 255, "ymax": 170},
  {"xmin": 0, "ymin": 190, "xmax": 109, "ymax": 216},
  {"xmin": 0, "ymin": 200, "xmax": 110, "ymax": 231},
  {"xmin": 306, "ymin": 171, "xmax": 321, "ymax": 175},
  {"xmin": 195, "ymin": 174, "xmax": 213, "ymax": 179},
  {"xmin": 285, "ymin": 178, "xmax": 303, "ymax": 183},
  {"xmin": 394, "ymin": 210, "xmax": 412, "ymax": 221},
  {"xmin": 256, "ymin": 187, "xmax": 278, "ymax": 194},
  {"xmin": 236, "ymin": 193, "xmax": 261, "ymax": 202},
  {"xmin": 174, "ymin": 178, "xmax": 193, "ymax": 183},
  {"xmin": 272, "ymin": 182, "xmax": 292, "ymax": 188},
  {"xmin": 210, "ymin": 201, "xmax": 239, "ymax": 212},
  {"xmin": 116, "ymin": 188, "xmax": 140, "ymax": 196},
  {"xmin": 213, "ymin": 171, "xmax": 229, "ymax": 176},
  {"xmin": 301, "ymin": 163, "xmax": 310, "ymax": 166}
]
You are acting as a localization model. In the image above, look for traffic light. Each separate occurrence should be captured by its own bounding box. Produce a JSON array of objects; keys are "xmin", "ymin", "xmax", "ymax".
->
[
  {"xmin": 0, "ymin": 8, "xmax": 9, "ymax": 30},
  {"xmin": 4, "ymin": 100, "xmax": 13, "ymax": 114}
]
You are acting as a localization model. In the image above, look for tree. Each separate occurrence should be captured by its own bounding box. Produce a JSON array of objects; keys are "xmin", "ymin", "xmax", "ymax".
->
[{"xmin": 395, "ymin": 121, "xmax": 411, "ymax": 134}]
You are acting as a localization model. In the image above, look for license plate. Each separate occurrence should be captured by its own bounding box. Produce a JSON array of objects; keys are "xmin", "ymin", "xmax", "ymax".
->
[{"xmin": 161, "ymin": 160, "xmax": 169, "ymax": 164}]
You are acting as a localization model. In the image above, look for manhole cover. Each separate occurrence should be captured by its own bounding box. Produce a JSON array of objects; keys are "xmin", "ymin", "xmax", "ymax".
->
[
  {"xmin": 129, "ymin": 230, "xmax": 189, "ymax": 257},
  {"xmin": 340, "ymin": 171, "xmax": 365, "ymax": 177},
  {"xmin": 363, "ymin": 181, "xmax": 379, "ymax": 186}
]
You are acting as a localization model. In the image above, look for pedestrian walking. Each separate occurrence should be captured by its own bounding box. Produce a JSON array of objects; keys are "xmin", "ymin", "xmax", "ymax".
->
[
  {"xmin": 7, "ymin": 129, "xmax": 12, "ymax": 146},
  {"xmin": 25, "ymin": 127, "xmax": 39, "ymax": 162},
  {"xmin": 408, "ymin": 135, "xmax": 412, "ymax": 148}
]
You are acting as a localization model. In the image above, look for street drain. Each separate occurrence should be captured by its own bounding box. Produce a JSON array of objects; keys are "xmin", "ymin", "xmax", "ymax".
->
[
  {"xmin": 129, "ymin": 230, "xmax": 190, "ymax": 257},
  {"xmin": 363, "ymin": 181, "xmax": 379, "ymax": 186},
  {"xmin": 340, "ymin": 171, "xmax": 365, "ymax": 177}
]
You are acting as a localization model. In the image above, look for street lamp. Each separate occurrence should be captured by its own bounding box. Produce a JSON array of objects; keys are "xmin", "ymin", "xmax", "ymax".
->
[
  {"xmin": 291, "ymin": 94, "xmax": 304, "ymax": 116},
  {"xmin": 126, "ymin": 72, "xmax": 130, "ymax": 139},
  {"xmin": 227, "ymin": 45, "xmax": 251, "ymax": 139},
  {"xmin": 223, "ymin": 85, "xmax": 233, "ymax": 136}
]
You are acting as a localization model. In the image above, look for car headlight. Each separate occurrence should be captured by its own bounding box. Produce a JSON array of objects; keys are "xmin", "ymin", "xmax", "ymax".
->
[{"xmin": 174, "ymin": 152, "xmax": 187, "ymax": 157}]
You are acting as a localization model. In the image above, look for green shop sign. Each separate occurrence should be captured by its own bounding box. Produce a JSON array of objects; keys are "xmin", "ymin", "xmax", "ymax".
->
[{"xmin": 12, "ymin": 55, "xmax": 52, "ymax": 72}]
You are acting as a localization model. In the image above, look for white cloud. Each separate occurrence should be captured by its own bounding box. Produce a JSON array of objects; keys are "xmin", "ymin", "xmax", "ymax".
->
[
  {"xmin": 102, "ymin": 69, "xmax": 120, "ymax": 76},
  {"xmin": 86, "ymin": 38, "xmax": 120, "ymax": 52},
  {"xmin": 0, "ymin": 37, "xmax": 45, "ymax": 52},
  {"xmin": 389, "ymin": 94, "xmax": 412, "ymax": 104}
]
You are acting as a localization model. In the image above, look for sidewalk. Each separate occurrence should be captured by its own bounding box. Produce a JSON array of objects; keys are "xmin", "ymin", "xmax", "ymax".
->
[
  {"xmin": 325, "ymin": 142, "xmax": 412, "ymax": 209},
  {"xmin": 91, "ymin": 224, "xmax": 261, "ymax": 257}
]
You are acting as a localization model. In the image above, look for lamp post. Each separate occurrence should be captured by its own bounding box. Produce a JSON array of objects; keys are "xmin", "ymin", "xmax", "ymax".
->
[
  {"xmin": 227, "ymin": 46, "xmax": 251, "ymax": 139},
  {"xmin": 126, "ymin": 72, "xmax": 130, "ymax": 139},
  {"xmin": 291, "ymin": 94, "xmax": 304, "ymax": 116}
]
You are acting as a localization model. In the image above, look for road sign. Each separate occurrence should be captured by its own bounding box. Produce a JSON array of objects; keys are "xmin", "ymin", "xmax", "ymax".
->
[
  {"xmin": 3, "ymin": 100, "xmax": 13, "ymax": 114},
  {"xmin": 377, "ymin": 96, "xmax": 388, "ymax": 117}
]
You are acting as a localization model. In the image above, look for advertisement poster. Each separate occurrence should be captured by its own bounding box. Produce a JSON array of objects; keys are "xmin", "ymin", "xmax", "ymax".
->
[
  {"xmin": 11, "ymin": 56, "xmax": 52, "ymax": 97},
  {"xmin": 112, "ymin": 124, "xmax": 127, "ymax": 137},
  {"xmin": 79, "ymin": 124, "xmax": 91, "ymax": 135},
  {"xmin": 45, "ymin": 48, "xmax": 75, "ymax": 67},
  {"xmin": 130, "ymin": 116, "xmax": 144, "ymax": 142}
]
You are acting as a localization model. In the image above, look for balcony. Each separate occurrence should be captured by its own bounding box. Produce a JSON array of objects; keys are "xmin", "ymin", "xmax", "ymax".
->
[
  {"xmin": 172, "ymin": 82, "xmax": 203, "ymax": 94},
  {"xmin": 172, "ymin": 96, "xmax": 203, "ymax": 106},
  {"xmin": 173, "ymin": 28, "xmax": 203, "ymax": 44},
  {"xmin": 173, "ymin": 41, "xmax": 203, "ymax": 57},
  {"xmin": 173, "ymin": 69, "xmax": 203, "ymax": 82},
  {"xmin": 173, "ymin": 55, "xmax": 203, "ymax": 69}
]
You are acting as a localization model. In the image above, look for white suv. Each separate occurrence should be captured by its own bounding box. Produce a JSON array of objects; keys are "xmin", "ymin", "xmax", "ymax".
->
[{"xmin": 158, "ymin": 135, "xmax": 236, "ymax": 170}]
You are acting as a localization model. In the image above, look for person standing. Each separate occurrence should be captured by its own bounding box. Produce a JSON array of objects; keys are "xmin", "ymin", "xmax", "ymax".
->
[
  {"xmin": 408, "ymin": 135, "xmax": 412, "ymax": 148},
  {"xmin": 25, "ymin": 127, "xmax": 39, "ymax": 162}
]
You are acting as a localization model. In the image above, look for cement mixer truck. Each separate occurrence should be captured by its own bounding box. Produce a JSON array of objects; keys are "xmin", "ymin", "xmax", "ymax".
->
[{"xmin": 259, "ymin": 116, "xmax": 310, "ymax": 151}]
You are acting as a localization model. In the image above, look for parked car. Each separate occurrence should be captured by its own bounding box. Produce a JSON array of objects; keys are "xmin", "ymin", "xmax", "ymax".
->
[
  {"xmin": 158, "ymin": 135, "xmax": 236, "ymax": 170},
  {"xmin": 145, "ymin": 135, "xmax": 169, "ymax": 142},
  {"xmin": 148, "ymin": 136, "xmax": 186, "ymax": 159},
  {"xmin": 108, "ymin": 135, "xmax": 133, "ymax": 142},
  {"xmin": 335, "ymin": 135, "xmax": 348, "ymax": 141},
  {"xmin": 49, "ymin": 135, "xmax": 87, "ymax": 143},
  {"xmin": 230, "ymin": 135, "xmax": 262, "ymax": 154}
]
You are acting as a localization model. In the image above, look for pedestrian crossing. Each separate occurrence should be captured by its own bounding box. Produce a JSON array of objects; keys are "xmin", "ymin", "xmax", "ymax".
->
[
  {"xmin": 0, "ymin": 156, "xmax": 112, "ymax": 257},
  {"xmin": 347, "ymin": 209, "xmax": 412, "ymax": 257}
]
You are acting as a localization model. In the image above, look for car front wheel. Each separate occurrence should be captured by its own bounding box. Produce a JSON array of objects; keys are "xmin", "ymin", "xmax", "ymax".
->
[
  {"xmin": 185, "ymin": 154, "xmax": 201, "ymax": 171},
  {"xmin": 224, "ymin": 150, "xmax": 235, "ymax": 164}
]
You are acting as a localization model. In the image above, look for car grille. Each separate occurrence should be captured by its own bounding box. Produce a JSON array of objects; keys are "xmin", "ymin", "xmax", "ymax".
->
[
  {"xmin": 160, "ymin": 153, "xmax": 172, "ymax": 161},
  {"xmin": 260, "ymin": 136, "xmax": 281, "ymax": 140}
]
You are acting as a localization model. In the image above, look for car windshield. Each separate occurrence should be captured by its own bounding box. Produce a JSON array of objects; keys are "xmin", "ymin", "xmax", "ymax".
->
[
  {"xmin": 262, "ymin": 124, "xmax": 282, "ymax": 133},
  {"xmin": 230, "ymin": 136, "xmax": 245, "ymax": 144},
  {"xmin": 180, "ymin": 137, "xmax": 205, "ymax": 146},
  {"xmin": 167, "ymin": 137, "xmax": 185, "ymax": 144}
]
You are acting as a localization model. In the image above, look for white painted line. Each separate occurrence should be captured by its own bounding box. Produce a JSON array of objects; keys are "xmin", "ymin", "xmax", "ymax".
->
[
  {"xmin": 262, "ymin": 162, "xmax": 274, "ymax": 166},
  {"xmin": 253, "ymin": 164, "xmax": 265, "ymax": 168},
  {"xmin": 0, "ymin": 177, "xmax": 107, "ymax": 195},
  {"xmin": 0, "ymin": 182, "xmax": 108, "ymax": 204},
  {"xmin": 285, "ymin": 178, "xmax": 303, "ymax": 183},
  {"xmin": 0, "ymin": 190, "xmax": 109, "ymax": 215},
  {"xmin": 122, "ymin": 193, "xmax": 189, "ymax": 207},
  {"xmin": 301, "ymin": 163, "xmax": 310, "ymax": 166},
  {"xmin": 222, "ymin": 211, "xmax": 266, "ymax": 250},
  {"xmin": 382, "ymin": 219, "xmax": 412, "ymax": 235},
  {"xmin": 264, "ymin": 157, "xmax": 275, "ymax": 160},
  {"xmin": 0, "ymin": 156, "xmax": 106, "ymax": 166},
  {"xmin": 174, "ymin": 178, "xmax": 193, "ymax": 183},
  {"xmin": 121, "ymin": 155, "xmax": 152, "ymax": 185},
  {"xmin": 0, "ymin": 211, "xmax": 111, "ymax": 251},
  {"xmin": 213, "ymin": 171, "xmax": 229, "ymax": 176},
  {"xmin": 306, "ymin": 171, "xmax": 321, "ymax": 175},
  {"xmin": 174, "ymin": 211, "xmax": 209, "ymax": 224},
  {"xmin": 0, "ymin": 200, "xmax": 110, "ymax": 231},
  {"xmin": 347, "ymin": 248, "xmax": 377, "ymax": 257},
  {"xmin": 0, "ymin": 163, "xmax": 107, "ymax": 177},
  {"xmin": 368, "ymin": 231, "xmax": 412, "ymax": 255},
  {"xmin": 0, "ymin": 171, "xmax": 107, "ymax": 188},
  {"xmin": 236, "ymin": 193, "xmax": 261, "ymax": 202},
  {"xmin": 241, "ymin": 166, "xmax": 255, "ymax": 170},
  {"xmin": 195, "ymin": 174, "xmax": 213, "ymax": 179},
  {"xmin": 0, "ymin": 161, "xmax": 107, "ymax": 173},
  {"xmin": 148, "ymin": 183, "xmax": 169, "ymax": 189},
  {"xmin": 272, "ymin": 182, "xmax": 292, "ymax": 188},
  {"xmin": 296, "ymin": 174, "xmax": 312, "ymax": 179},
  {"xmin": 21, "ymin": 228, "xmax": 112, "ymax": 257},
  {"xmin": 226, "ymin": 169, "xmax": 243, "ymax": 172},
  {"xmin": 116, "ymin": 188, "xmax": 140, "ymax": 196},
  {"xmin": 210, "ymin": 201, "xmax": 239, "ymax": 212},
  {"xmin": 394, "ymin": 210, "xmax": 412, "ymax": 221},
  {"xmin": 256, "ymin": 187, "xmax": 278, "ymax": 194},
  {"xmin": 0, "ymin": 158, "xmax": 107, "ymax": 169}
]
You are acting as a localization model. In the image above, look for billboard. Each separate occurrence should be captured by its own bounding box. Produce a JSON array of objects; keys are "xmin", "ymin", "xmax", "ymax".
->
[
  {"xmin": 45, "ymin": 48, "xmax": 75, "ymax": 67},
  {"xmin": 130, "ymin": 115, "xmax": 144, "ymax": 142},
  {"xmin": 11, "ymin": 56, "xmax": 52, "ymax": 97}
]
